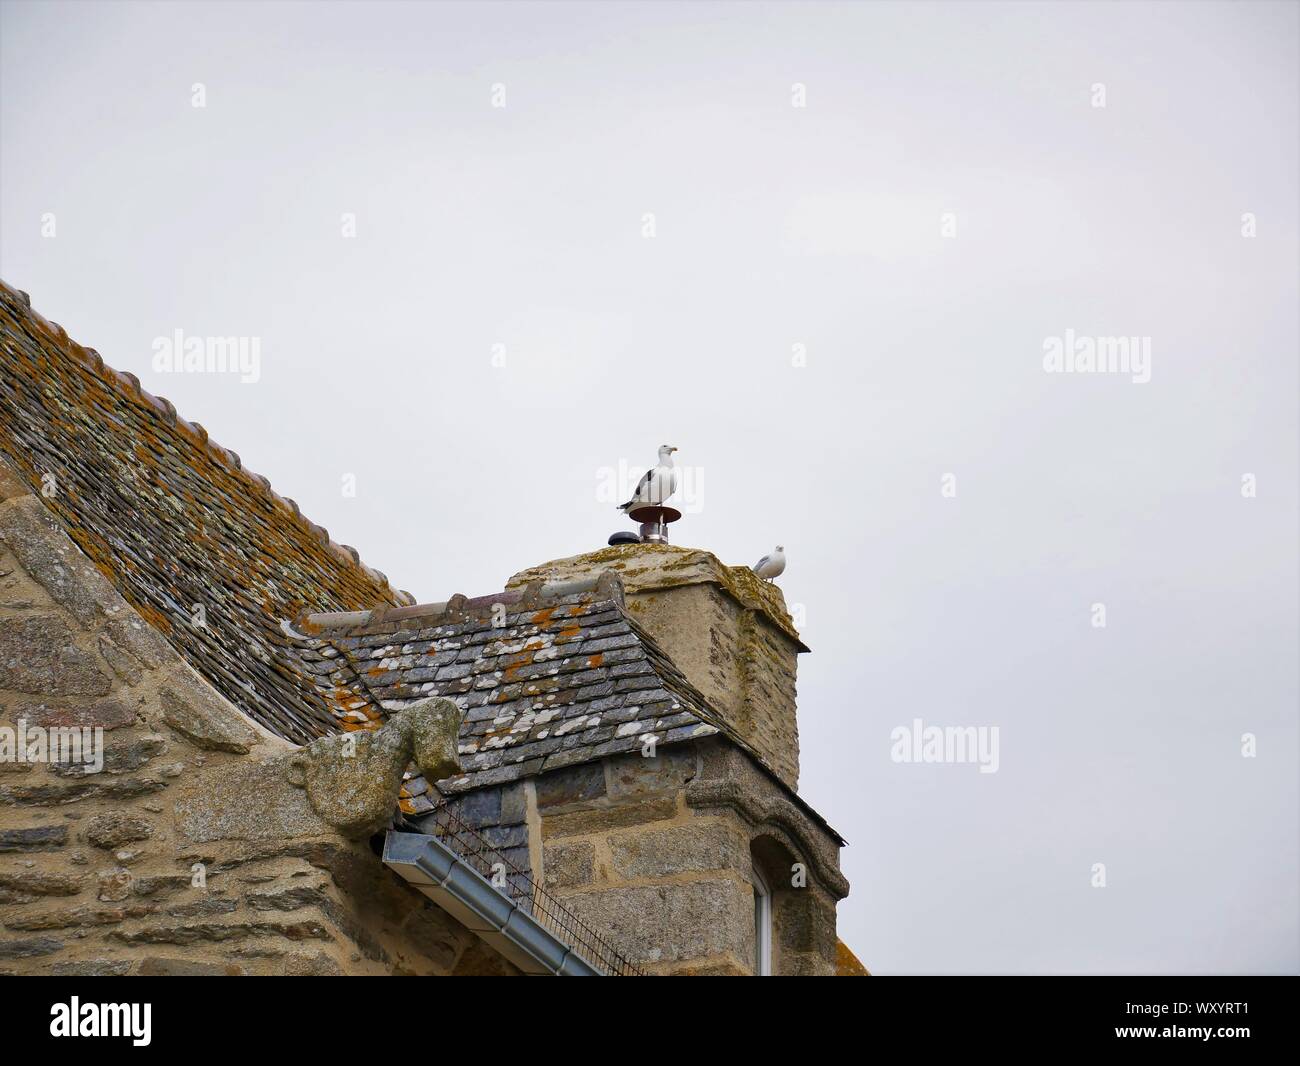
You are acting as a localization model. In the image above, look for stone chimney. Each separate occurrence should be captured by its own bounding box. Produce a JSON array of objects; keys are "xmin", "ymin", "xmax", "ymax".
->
[{"xmin": 507, "ymin": 543, "xmax": 808, "ymax": 791}]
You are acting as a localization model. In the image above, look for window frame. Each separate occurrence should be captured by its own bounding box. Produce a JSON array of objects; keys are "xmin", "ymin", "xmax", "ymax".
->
[{"xmin": 752, "ymin": 864, "xmax": 773, "ymax": 976}]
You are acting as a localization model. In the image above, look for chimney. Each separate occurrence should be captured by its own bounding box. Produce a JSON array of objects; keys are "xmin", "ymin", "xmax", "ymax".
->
[{"xmin": 507, "ymin": 543, "xmax": 808, "ymax": 791}]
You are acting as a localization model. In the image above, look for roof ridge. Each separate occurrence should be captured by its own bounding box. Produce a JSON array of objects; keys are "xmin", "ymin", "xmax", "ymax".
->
[
  {"xmin": 297, "ymin": 571, "xmax": 625, "ymax": 634},
  {"xmin": 0, "ymin": 279, "xmax": 413, "ymax": 606}
]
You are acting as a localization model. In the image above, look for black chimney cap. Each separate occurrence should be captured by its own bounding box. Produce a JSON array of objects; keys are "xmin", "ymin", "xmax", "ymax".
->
[{"xmin": 607, "ymin": 531, "xmax": 640, "ymax": 546}]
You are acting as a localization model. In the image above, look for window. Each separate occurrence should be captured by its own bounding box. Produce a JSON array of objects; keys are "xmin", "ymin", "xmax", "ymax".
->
[{"xmin": 752, "ymin": 865, "xmax": 773, "ymax": 976}]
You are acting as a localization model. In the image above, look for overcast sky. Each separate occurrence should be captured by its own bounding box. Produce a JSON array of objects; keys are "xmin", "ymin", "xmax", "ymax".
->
[{"xmin": 2, "ymin": 0, "xmax": 1296, "ymax": 975}]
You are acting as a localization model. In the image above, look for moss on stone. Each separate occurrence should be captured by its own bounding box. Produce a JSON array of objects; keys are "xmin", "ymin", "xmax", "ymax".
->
[{"xmin": 507, "ymin": 543, "xmax": 805, "ymax": 648}]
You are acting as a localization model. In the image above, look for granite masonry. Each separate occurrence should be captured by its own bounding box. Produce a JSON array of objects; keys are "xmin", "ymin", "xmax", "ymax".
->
[{"xmin": 0, "ymin": 279, "xmax": 862, "ymax": 976}]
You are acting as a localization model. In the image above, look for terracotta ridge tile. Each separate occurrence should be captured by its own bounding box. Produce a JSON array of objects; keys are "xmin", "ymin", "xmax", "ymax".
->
[{"xmin": 0, "ymin": 277, "xmax": 414, "ymax": 608}]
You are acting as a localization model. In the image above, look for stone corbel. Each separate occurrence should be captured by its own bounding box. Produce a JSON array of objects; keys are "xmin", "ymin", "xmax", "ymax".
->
[{"xmin": 285, "ymin": 697, "xmax": 462, "ymax": 839}]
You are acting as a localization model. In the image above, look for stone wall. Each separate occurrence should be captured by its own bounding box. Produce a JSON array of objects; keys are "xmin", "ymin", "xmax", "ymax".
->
[
  {"xmin": 0, "ymin": 464, "xmax": 503, "ymax": 975},
  {"xmin": 0, "ymin": 460, "xmax": 846, "ymax": 977},
  {"xmin": 531, "ymin": 738, "xmax": 845, "ymax": 975},
  {"xmin": 629, "ymin": 581, "xmax": 803, "ymax": 790}
]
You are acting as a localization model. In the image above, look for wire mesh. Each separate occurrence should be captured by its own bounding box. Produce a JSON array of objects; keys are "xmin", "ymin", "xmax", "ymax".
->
[{"xmin": 423, "ymin": 802, "xmax": 646, "ymax": 977}]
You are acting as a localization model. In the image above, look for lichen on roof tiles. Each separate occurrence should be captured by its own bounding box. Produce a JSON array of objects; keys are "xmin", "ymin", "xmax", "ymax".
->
[
  {"xmin": 0, "ymin": 281, "xmax": 410, "ymax": 744},
  {"xmin": 0, "ymin": 281, "xmax": 828, "ymax": 835},
  {"xmin": 289, "ymin": 585, "xmax": 741, "ymax": 807}
]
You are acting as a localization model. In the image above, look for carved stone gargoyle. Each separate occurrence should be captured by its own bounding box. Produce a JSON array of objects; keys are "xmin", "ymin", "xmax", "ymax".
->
[{"xmin": 285, "ymin": 697, "xmax": 462, "ymax": 838}]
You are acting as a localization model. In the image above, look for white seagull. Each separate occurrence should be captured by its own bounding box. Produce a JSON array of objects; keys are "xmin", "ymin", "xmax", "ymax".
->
[
  {"xmin": 618, "ymin": 445, "xmax": 678, "ymax": 512},
  {"xmin": 752, "ymin": 545, "xmax": 786, "ymax": 581}
]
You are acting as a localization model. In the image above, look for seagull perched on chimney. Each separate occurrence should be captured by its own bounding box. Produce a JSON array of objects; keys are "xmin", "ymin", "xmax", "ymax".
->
[
  {"xmin": 752, "ymin": 545, "xmax": 786, "ymax": 581},
  {"xmin": 618, "ymin": 445, "xmax": 678, "ymax": 512}
]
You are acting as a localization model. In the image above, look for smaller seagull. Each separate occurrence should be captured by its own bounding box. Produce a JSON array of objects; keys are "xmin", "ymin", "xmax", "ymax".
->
[
  {"xmin": 752, "ymin": 545, "xmax": 786, "ymax": 581},
  {"xmin": 618, "ymin": 445, "xmax": 678, "ymax": 512}
]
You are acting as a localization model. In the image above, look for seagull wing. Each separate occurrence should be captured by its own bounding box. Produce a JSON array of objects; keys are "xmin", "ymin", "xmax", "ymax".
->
[
  {"xmin": 618, "ymin": 466, "xmax": 656, "ymax": 511},
  {"xmin": 632, "ymin": 466, "xmax": 655, "ymax": 499},
  {"xmin": 753, "ymin": 553, "xmax": 773, "ymax": 573}
]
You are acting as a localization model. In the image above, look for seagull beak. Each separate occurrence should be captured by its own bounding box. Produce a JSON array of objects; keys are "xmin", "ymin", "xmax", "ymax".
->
[{"xmin": 670, "ymin": 446, "xmax": 678, "ymax": 453}]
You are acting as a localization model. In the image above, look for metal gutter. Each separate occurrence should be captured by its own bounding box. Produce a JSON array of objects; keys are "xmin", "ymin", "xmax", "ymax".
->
[{"xmin": 382, "ymin": 830, "xmax": 601, "ymax": 976}]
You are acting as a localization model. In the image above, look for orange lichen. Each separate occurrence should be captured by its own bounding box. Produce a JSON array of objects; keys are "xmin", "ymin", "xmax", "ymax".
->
[
  {"xmin": 501, "ymin": 647, "xmax": 537, "ymax": 680},
  {"xmin": 835, "ymin": 940, "xmax": 870, "ymax": 976},
  {"xmin": 0, "ymin": 280, "xmax": 410, "ymax": 745},
  {"xmin": 135, "ymin": 602, "xmax": 174, "ymax": 635}
]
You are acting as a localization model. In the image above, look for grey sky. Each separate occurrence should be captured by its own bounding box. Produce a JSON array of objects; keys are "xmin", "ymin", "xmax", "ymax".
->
[{"xmin": 2, "ymin": 0, "xmax": 1296, "ymax": 974}]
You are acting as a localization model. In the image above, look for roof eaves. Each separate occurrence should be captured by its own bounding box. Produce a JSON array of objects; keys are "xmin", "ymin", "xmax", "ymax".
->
[{"xmin": 382, "ymin": 830, "xmax": 602, "ymax": 976}]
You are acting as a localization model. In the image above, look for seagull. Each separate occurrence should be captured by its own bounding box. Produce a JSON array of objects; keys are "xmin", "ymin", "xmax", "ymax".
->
[
  {"xmin": 618, "ymin": 445, "xmax": 678, "ymax": 512},
  {"xmin": 752, "ymin": 545, "xmax": 786, "ymax": 581}
]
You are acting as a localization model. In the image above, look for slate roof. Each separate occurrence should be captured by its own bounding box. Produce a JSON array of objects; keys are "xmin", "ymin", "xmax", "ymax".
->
[
  {"xmin": 288, "ymin": 576, "xmax": 741, "ymax": 810},
  {"xmin": 0, "ymin": 281, "xmax": 835, "ymax": 841},
  {"xmin": 0, "ymin": 281, "xmax": 412, "ymax": 744}
]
